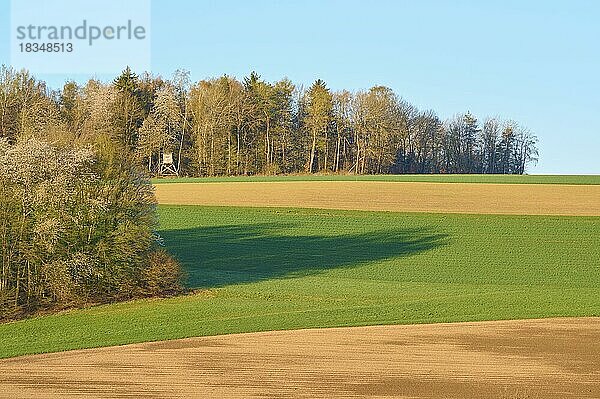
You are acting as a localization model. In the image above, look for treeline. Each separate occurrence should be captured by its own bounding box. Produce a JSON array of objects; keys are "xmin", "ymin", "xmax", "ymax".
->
[{"xmin": 0, "ymin": 66, "xmax": 538, "ymax": 177}]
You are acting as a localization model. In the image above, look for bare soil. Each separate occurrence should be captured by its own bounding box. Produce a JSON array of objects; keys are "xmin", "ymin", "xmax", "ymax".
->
[
  {"xmin": 1, "ymin": 317, "xmax": 598, "ymax": 398},
  {"xmin": 154, "ymin": 181, "xmax": 600, "ymax": 216}
]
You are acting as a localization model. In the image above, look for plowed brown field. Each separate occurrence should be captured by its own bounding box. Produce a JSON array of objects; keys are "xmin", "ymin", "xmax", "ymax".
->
[
  {"xmin": 154, "ymin": 181, "xmax": 600, "ymax": 215},
  {"xmin": 1, "ymin": 317, "xmax": 598, "ymax": 398}
]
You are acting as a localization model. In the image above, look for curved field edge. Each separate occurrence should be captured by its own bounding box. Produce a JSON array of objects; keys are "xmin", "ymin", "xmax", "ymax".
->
[
  {"xmin": 151, "ymin": 174, "xmax": 600, "ymax": 185},
  {"xmin": 0, "ymin": 206, "xmax": 598, "ymax": 359},
  {"xmin": 2, "ymin": 318, "xmax": 599, "ymax": 399}
]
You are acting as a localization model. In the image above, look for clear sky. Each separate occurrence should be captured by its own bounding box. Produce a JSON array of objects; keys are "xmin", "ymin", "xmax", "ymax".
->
[{"xmin": 1, "ymin": 0, "xmax": 598, "ymax": 174}]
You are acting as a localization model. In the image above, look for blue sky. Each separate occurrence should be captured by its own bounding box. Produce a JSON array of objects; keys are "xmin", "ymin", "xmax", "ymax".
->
[{"xmin": 1, "ymin": 0, "xmax": 598, "ymax": 174}]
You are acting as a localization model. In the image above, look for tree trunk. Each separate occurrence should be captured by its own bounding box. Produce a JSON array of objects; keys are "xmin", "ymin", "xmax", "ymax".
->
[
  {"xmin": 309, "ymin": 130, "xmax": 317, "ymax": 173},
  {"xmin": 335, "ymin": 134, "xmax": 341, "ymax": 172},
  {"xmin": 323, "ymin": 130, "xmax": 328, "ymax": 171},
  {"xmin": 236, "ymin": 123, "xmax": 242, "ymax": 175},
  {"xmin": 176, "ymin": 108, "xmax": 187, "ymax": 176},
  {"xmin": 227, "ymin": 130, "xmax": 232, "ymax": 175},
  {"xmin": 265, "ymin": 111, "xmax": 270, "ymax": 168},
  {"xmin": 354, "ymin": 143, "xmax": 361, "ymax": 174}
]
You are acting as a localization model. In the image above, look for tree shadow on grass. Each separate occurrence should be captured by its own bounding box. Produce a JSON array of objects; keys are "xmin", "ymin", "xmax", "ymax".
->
[{"xmin": 160, "ymin": 223, "xmax": 448, "ymax": 289}]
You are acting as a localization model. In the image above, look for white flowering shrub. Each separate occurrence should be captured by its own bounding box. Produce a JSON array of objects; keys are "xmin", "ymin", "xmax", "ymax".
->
[{"xmin": 0, "ymin": 138, "xmax": 182, "ymax": 319}]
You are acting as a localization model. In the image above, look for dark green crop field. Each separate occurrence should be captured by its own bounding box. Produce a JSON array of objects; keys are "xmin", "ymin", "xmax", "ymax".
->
[
  {"xmin": 1, "ymin": 205, "xmax": 598, "ymax": 359},
  {"xmin": 151, "ymin": 174, "xmax": 600, "ymax": 185}
]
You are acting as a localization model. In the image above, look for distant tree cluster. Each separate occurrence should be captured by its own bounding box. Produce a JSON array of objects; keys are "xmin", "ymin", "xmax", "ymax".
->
[{"xmin": 0, "ymin": 66, "xmax": 539, "ymax": 177}]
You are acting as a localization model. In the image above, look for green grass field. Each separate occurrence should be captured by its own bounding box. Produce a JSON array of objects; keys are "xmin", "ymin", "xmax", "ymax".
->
[
  {"xmin": 151, "ymin": 174, "xmax": 600, "ymax": 185},
  {"xmin": 1, "ymin": 205, "xmax": 598, "ymax": 359}
]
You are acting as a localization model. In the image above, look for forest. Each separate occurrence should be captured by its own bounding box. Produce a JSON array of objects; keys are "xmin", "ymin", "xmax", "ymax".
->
[{"xmin": 0, "ymin": 65, "xmax": 538, "ymax": 177}]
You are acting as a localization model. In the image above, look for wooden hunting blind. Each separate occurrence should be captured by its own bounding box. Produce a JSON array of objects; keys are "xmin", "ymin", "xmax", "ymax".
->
[{"xmin": 159, "ymin": 151, "xmax": 178, "ymax": 176}]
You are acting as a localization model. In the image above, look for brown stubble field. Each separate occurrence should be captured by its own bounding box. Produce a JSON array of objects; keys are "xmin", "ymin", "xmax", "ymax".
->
[
  {"xmin": 154, "ymin": 181, "xmax": 600, "ymax": 216},
  {"xmin": 1, "ymin": 318, "xmax": 599, "ymax": 398}
]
